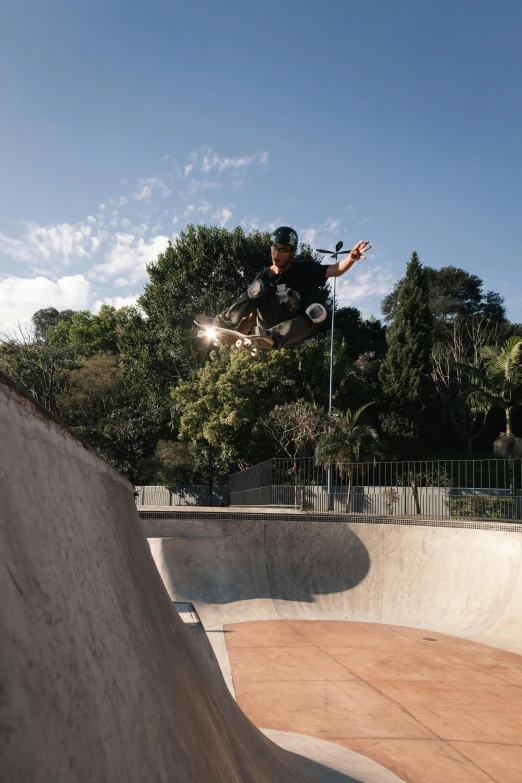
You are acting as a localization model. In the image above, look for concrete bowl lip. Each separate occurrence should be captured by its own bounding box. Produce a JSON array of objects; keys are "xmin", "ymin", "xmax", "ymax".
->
[{"xmin": 261, "ymin": 729, "xmax": 406, "ymax": 783}]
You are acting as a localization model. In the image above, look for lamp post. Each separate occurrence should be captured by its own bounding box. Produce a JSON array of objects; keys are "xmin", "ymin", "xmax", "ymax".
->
[{"xmin": 316, "ymin": 241, "xmax": 350, "ymax": 511}]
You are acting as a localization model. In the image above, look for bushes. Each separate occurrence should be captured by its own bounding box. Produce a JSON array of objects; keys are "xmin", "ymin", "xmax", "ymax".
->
[{"xmin": 450, "ymin": 493, "xmax": 518, "ymax": 520}]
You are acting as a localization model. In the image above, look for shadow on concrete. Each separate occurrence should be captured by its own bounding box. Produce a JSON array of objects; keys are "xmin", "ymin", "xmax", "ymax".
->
[
  {"xmin": 155, "ymin": 520, "xmax": 371, "ymax": 607},
  {"xmin": 287, "ymin": 750, "xmax": 366, "ymax": 783},
  {"xmin": 265, "ymin": 522, "xmax": 371, "ymax": 604}
]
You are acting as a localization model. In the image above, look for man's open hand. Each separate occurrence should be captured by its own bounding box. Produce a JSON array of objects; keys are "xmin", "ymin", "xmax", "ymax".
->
[{"xmin": 349, "ymin": 240, "xmax": 371, "ymax": 261}]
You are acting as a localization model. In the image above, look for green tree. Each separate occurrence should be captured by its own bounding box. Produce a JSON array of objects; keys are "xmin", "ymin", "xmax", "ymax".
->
[
  {"xmin": 335, "ymin": 307, "xmax": 387, "ymax": 361},
  {"xmin": 382, "ymin": 266, "xmax": 506, "ymax": 327},
  {"xmin": 47, "ymin": 306, "xmax": 120, "ymax": 358},
  {"xmin": 431, "ymin": 314, "xmax": 510, "ymax": 455},
  {"xmin": 56, "ymin": 355, "xmax": 124, "ymax": 425},
  {"xmin": 55, "ymin": 355, "xmax": 158, "ymax": 482},
  {"xmin": 173, "ymin": 347, "xmax": 304, "ymax": 469},
  {"xmin": 468, "ymin": 336, "xmax": 522, "ymax": 440},
  {"xmin": 378, "ymin": 252, "xmax": 435, "ymax": 450},
  {"xmin": 314, "ymin": 403, "xmax": 381, "ymax": 510},
  {"xmin": 0, "ymin": 323, "xmax": 75, "ymax": 412},
  {"xmin": 264, "ymin": 401, "xmax": 328, "ymax": 459},
  {"xmin": 32, "ymin": 307, "xmax": 74, "ymax": 342},
  {"xmin": 293, "ymin": 334, "xmax": 366, "ymax": 411}
]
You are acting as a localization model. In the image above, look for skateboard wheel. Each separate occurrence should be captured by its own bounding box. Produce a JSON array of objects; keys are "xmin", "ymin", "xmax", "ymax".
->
[
  {"xmin": 251, "ymin": 348, "xmax": 257, "ymax": 356},
  {"xmin": 197, "ymin": 330, "xmax": 205, "ymax": 338},
  {"xmin": 235, "ymin": 339, "xmax": 243, "ymax": 348}
]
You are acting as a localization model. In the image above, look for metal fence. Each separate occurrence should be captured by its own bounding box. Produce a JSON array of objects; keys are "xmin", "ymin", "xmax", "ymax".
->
[
  {"xmin": 228, "ymin": 458, "xmax": 522, "ymax": 520},
  {"xmin": 227, "ymin": 460, "xmax": 275, "ymax": 507},
  {"xmin": 134, "ymin": 485, "xmax": 228, "ymax": 507}
]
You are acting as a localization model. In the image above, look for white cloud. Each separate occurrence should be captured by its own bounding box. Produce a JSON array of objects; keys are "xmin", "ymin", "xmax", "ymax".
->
[
  {"xmin": 133, "ymin": 177, "xmax": 171, "ymax": 201},
  {"xmin": 240, "ymin": 217, "xmax": 261, "ymax": 232},
  {"xmin": 361, "ymin": 217, "xmax": 370, "ymax": 224},
  {"xmin": 172, "ymin": 201, "xmax": 215, "ymax": 224},
  {"xmin": 299, "ymin": 217, "xmax": 344, "ymax": 250},
  {"xmin": 92, "ymin": 233, "xmax": 169, "ymax": 286},
  {"xmin": 212, "ymin": 207, "xmax": 233, "ymax": 227},
  {"xmin": 185, "ymin": 146, "xmax": 269, "ymax": 176},
  {"xmin": 0, "ymin": 221, "xmax": 97, "ymax": 265},
  {"xmin": 0, "ymin": 274, "xmax": 91, "ymax": 331},
  {"xmin": 300, "ymin": 228, "xmax": 317, "ymax": 246},
  {"xmin": 334, "ymin": 266, "xmax": 394, "ymax": 317}
]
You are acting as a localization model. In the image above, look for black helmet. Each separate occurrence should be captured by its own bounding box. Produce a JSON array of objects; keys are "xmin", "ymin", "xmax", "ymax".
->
[{"xmin": 271, "ymin": 226, "xmax": 298, "ymax": 250}]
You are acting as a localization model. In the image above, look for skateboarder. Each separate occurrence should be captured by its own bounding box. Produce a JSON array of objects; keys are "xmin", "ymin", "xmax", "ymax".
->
[{"xmin": 204, "ymin": 227, "xmax": 371, "ymax": 349}]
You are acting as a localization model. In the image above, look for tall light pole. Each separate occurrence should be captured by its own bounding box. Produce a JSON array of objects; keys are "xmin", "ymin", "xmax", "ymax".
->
[{"xmin": 316, "ymin": 241, "xmax": 350, "ymax": 510}]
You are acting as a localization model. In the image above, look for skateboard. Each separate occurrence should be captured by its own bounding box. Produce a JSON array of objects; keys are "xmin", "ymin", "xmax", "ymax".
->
[{"xmin": 195, "ymin": 320, "xmax": 271, "ymax": 356}]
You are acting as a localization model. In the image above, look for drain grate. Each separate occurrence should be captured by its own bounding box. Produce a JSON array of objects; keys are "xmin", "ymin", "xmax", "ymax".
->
[{"xmin": 173, "ymin": 601, "xmax": 202, "ymax": 627}]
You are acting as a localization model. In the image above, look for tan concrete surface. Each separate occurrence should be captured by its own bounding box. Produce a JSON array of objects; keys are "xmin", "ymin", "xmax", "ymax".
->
[
  {"xmin": 148, "ymin": 516, "xmax": 522, "ymax": 654},
  {"xmin": 0, "ymin": 371, "xmax": 367, "ymax": 783},
  {"xmin": 226, "ymin": 620, "xmax": 522, "ymax": 783}
]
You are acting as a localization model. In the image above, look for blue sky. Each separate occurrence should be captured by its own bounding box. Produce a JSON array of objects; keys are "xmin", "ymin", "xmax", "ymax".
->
[{"xmin": 1, "ymin": 0, "xmax": 521, "ymax": 331}]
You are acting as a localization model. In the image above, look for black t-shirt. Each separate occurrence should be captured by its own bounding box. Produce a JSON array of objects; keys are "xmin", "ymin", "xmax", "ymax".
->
[{"xmin": 255, "ymin": 261, "xmax": 328, "ymax": 315}]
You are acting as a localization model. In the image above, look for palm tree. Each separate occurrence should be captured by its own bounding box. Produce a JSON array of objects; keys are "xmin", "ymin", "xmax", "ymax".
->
[
  {"xmin": 314, "ymin": 403, "xmax": 380, "ymax": 511},
  {"xmin": 468, "ymin": 336, "xmax": 522, "ymax": 505}
]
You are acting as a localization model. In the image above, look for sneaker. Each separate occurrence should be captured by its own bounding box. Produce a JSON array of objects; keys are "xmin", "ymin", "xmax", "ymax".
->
[
  {"xmin": 197, "ymin": 314, "xmax": 235, "ymax": 330},
  {"xmin": 254, "ymin": 325, "xmax": 276, "ymax": 348}
]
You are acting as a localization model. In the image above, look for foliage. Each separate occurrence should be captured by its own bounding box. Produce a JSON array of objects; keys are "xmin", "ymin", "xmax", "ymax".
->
[
  {"xmin": 0, "ymin": 323, "xmax": 76, "ymax": 413},
  {"xmin": 379, "ymin": 252, "xmax": 435, "ymax": 447},
  {"xmin": 335, "ymin": 307, "xmax": 387, "ymax": 362},
  {"xmin": 431, "ymin": 315, "xmax": 510, "ymax": 455},
  {"xmin": 468, "ymin": 336, "xmax": 522, "ymax": 437},
  {"xmin": 449, "ymin": 493, "xmax": 517, "ymax": 520},
  {"xmin": 382, "ymin": 265, "xmax": 506, "ymax": 326},
  {"xmin": 314, "ymin": 403, "xmax": 381, "ymax": 470},
  {"xmin": 265, "ymin": 401, "xmax": 328, "ymax": 458},
  {"xmin": 52, "ymin": 355, "xmax": 157, "ymax": 482},
  {"xmin": 293, "ymin": 333, "xmax": 366, "ymax": 410},
  {"xmin": 56, "ymin": 355, "xmax": 124, "ymax": 424},
  {"xmin": 47, "ymin": 305, "xmax": 120, "ymax": 358},
  {"xmin": 32, "ymin": 307, "xmax": 74, "ymax": 341},
  {"xmin": 493, "ymin": 433, "xmax": 522, "ymax": 459},
  {"xmin": 173, "ymin": 347, "xmax": 304, "ymax": 469}
]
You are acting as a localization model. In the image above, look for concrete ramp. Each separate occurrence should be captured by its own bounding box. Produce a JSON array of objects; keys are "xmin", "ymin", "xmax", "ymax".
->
[
  {"xmin": 0, "ymin": 372, "xmax": 345, "ymax": 783},
  {"xmin": 146, "ymin": 513, "xmax": 522, "ymax": 655}
]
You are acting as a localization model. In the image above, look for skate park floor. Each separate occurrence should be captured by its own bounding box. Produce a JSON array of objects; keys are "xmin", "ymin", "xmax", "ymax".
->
[{"xmin": 223, "ymin": 619, "xmax": 522, "ymax": 783}]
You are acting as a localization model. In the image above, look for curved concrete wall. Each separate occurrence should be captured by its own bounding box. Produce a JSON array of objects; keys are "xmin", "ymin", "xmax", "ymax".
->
[
  {"xmin": 0, "ymin": 372, "xmax": 326, "ymax": 783},
  {"xmin": 149, "ymin": 517, "xmax": 522, "ymax": 654}
]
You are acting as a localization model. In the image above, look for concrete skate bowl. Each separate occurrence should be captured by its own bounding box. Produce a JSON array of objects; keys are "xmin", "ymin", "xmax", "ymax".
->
[
  {"xmin": 143, "ymin": 509, "xmax": 522, "ymax": 782},
  {"xmin": 1, "ymin": 370, "xmax": 402, "ymax": 783},
  {"xmin": 145, "ymin": 512, "xmax": 522, "ymax": 653}
]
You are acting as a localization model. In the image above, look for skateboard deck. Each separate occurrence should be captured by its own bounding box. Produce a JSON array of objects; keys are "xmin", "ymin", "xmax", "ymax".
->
[{"xmin": 195, "ymin": 320, "xmax": 270, "ymax": 355}]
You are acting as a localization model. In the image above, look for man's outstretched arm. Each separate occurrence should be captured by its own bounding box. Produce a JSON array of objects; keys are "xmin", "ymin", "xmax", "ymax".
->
[{"xmin": 325, "ymin": 240, "xmax": 371, "ymax": 278}]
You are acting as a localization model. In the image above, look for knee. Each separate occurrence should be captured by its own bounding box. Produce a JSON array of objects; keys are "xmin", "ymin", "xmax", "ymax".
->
[
  {"xmin": 247, "ymin": 279, "xmax": 275, "ymax": 307},
  {"xmin": 304, "ymin": 303, "xmax": 327, "ymax": 326}
]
